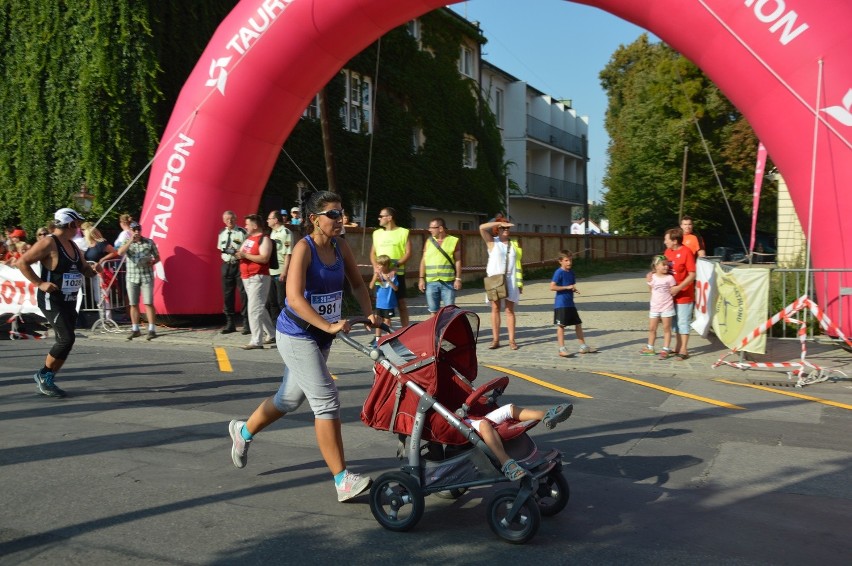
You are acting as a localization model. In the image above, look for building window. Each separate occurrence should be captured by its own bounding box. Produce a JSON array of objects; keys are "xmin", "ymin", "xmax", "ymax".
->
[
  {"xmin": 340, "ymin": 70, "xmax": 373, "ymax": 134},
  {"xmin": 459, "ymin": 221, "xmax": 472, "ymax": 231},
  {"xmin": 406, "ymin": 19, "xmax": 421, "ymax": 43},
  {"xmin": 494, "ymin": 88, "xmax": 504, "ymax": 128},
  {"xmin": 302, "ymin": 94, "xmax": 319, "ymax": 120},
  {"xmin": 459, "ymin": 45, "xmax": 474, "ymax": 77},
  {"xmin": 462, "ymin": 136, "xmax": 477, "ymax": 168},
  {"xmin": 411, "ymin": 126, "xmax": 424, "ymax": 154}
]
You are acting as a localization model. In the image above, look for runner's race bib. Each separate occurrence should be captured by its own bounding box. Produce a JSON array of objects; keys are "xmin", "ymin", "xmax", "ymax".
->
[
  {"xmin": 310, "ymin": 291, "xmax": 343, "ymax": 323},
  {"xmin": 61, "ymin": 271, "xmax": 84, "ymax": 297}
]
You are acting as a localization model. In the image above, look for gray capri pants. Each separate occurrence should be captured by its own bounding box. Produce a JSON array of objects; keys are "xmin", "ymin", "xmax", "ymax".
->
[{"xmin": 272, "ymin": 330, "xmax": 339, "ymax": 419}]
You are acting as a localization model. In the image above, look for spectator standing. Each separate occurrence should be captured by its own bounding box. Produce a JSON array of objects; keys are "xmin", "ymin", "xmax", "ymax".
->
[
  {"xmin": 550, "ymin": 250, "xmax": 594, "ymax": 357},
  {"xmin": 17, "ymin": 208, "xmax": 102, "ymax": 397},
  {"xmin": 114, "ymin": 213, "xmax": 135, "ymax": 249},
  {"xmin": 680, "ymin": 216, "xmax": 706, "ymax": 258},
  {"xmin": 227, "ymin": 191, "xmax": 377, "ymax": 502},
  {"xmin": 235, "ymin": 214, "xmax": 276, "ymax": 350},
  {"xmin": 265, "ymin": 210, "xmax": 292, "ymax": 321},
  {"xmin": 642, "ymin": 255, "xmax": 676, "ymax": 358},
  {"xmin": 570, "ymin": 218, "xmax": 585, "ymax": 235},
  {"xmin": 81, "ymin": 222, "xmax": 118, "ymax": 265},
  {"xmin": 479, "ymin": 220, "xmax": 523, "ymax": 350},
  {"xmin": 663, "ymin": 227, "xmax": 697, "ymax": 360},
  {"xmin": 289, "ymin": 206, "xmax": 303, "ymax": 226},
  {"xmin": 35, "ymin": 227, "xmax": 51, "ymax": 241},
  {"xmin": 118, "ymin": 222, "xmax": 160, "ymax": 341},
  {"xmin": 418, "ymin": 217, "xmax": 462, "ymax": 315},
  {"xmin": 370, "ymin": 207, "xmax": 412, "ymax": 326},
  {"xmin": 218, "ymin": 210, "xmax": 250, "ymax": 335}
]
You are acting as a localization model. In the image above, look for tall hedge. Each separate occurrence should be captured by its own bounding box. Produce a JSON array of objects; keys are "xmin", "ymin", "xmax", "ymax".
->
[
  {"xmin": 1, "ymin": 5, "xmax": 502, "ymax": 235},
  {"xmin": 0, "ymin": 1, "xmax": 236, "ymax": 235}
]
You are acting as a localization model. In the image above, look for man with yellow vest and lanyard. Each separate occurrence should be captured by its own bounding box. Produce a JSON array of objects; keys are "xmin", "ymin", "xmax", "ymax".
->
[
  {"xmin": 370, "ymin": 207, "xmax": 412, "ymax": 326},
  {"xmin": 418, "ymin": 217, "xmax": 462, "ymax": 316}
]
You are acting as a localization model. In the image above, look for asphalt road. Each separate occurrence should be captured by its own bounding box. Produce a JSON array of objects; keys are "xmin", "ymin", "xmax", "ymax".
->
[{"xmin": 1, "ymin": 332, "xmax": 851, "ymax": 565}]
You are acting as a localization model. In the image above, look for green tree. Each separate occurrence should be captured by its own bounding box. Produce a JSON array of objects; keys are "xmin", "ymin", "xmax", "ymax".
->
[
  {"xmin": 0, "ymin": 1, "xmax": 236, "ymax": 235},
  {"xmin": 599, "ymin": 35, "xmax": 775, "ymax": 246}
]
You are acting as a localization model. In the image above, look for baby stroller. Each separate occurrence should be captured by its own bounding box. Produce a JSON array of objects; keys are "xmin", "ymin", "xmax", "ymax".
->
[{"xmin": 339, "ymin": 305, "xmax": 569, "ymax": 544}]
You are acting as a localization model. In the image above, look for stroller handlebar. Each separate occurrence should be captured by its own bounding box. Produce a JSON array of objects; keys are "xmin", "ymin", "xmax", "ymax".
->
[{"xmin": 336, "ymin": 317, "xmax": 390, "ymax": 359}]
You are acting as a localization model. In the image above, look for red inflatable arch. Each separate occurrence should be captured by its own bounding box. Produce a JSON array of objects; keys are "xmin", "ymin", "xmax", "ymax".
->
[{"xmin": 142, "ymin": 0, "xmax": 851, "ymax": 322}]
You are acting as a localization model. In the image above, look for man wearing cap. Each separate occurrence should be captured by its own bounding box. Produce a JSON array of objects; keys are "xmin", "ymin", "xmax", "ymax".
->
[
  {"xmin": 288, "ymin": 206, "xmax": 303, "ymax": 226},
  {"xmin": 218, "ymin": 211, "xmax": 250, "ymax": 335},
  {"xmin": 17, "ymin": 208, "xmax": 103, "ymax": 398},
  {"xmin": 118, "ymin": 221, "xmax": 160, "ymax": 341}
]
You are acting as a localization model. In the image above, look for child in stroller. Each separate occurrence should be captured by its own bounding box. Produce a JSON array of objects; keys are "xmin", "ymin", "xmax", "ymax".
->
[
  {"xmin": 466, "ymin": 402, "xmax": 572, "ymax": 480},
  {"xmin": 342, "ymin": 305, "xmax": 573, "ymax": 543}
]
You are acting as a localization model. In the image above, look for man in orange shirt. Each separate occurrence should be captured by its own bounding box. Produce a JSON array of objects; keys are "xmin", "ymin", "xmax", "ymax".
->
[{"xmin": 680, "ymin": 216, "xmax": 705, "ymax": 258}]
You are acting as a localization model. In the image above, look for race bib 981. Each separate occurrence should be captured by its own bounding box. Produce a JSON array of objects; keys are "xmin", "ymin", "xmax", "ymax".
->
[{"xmin": 310, "ymin": 291, "xmax": 343, "ymax": 323}]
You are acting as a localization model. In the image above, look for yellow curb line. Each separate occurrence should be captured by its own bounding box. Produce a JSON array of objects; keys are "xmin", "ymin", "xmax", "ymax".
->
[
  {"xmin": 483, "ymin": 364, "xmax": 593, "ymax": 399},
  {"xmin": 591, "ymin": 371, "xmax": 745, "ymax": 410},
  {"xmin": 214, "ymin": 347, "xmax": 233, "ymax": 372},
  {"xmin": 716, "ymin": 379, "xmax": 852, "ymax": 410}
]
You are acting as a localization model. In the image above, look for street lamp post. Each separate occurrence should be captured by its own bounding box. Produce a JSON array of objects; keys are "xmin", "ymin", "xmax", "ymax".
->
[{"xmin": 73, "ymin": 184, "xmax": 96, "ymax": 213}]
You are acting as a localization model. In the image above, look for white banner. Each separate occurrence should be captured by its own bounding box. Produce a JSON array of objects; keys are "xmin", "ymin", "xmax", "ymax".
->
[
  {"xmin": 711, "ymin": 264, "xmax": 770, "ymax": 354},
  {"xmin": 0, "ymin": 264, "xmax": 43, "ymax": 316},
  {"xmin": 691, "ymin": 258, "xmax": 717, "ymax": 337}
]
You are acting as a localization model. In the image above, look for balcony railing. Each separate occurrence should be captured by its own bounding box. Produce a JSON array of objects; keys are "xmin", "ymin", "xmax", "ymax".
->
[
  {"xmin": 525, "ymin": 172, "xmax": 585, "ymax": 203},
  {"xmin": 526, "ymin": 115, "xmax": 585, "ymax": 156}
]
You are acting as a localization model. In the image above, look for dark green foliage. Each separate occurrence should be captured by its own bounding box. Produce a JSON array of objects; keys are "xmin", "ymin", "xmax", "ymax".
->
[
  {"xmin": 1, "ymin": 5, "xmax": 502, "ymax": 236},
  {"xmin": 599, "ymin": 35, "xmax": 776, "ymax": 248},
  {"xmin": 0, "ymin": 1, "xmax": 237, "ymax": 234}
]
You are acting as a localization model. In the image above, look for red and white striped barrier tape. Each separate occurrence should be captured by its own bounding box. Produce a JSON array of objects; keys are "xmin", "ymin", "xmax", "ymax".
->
[{"xmin": 713, "ymin": 295, "xmax": 851, "ymax": 386}]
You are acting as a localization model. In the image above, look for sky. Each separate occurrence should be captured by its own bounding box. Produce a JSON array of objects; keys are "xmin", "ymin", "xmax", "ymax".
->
[{"xmin": 448, "ymin": 0, "xmax": 650, "ymax": 203}]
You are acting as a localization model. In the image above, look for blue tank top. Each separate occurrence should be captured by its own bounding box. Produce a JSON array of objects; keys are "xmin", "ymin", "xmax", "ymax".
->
[{"xmin": 276, "ymin": 236, "xmax": 344, "ymax": 347}]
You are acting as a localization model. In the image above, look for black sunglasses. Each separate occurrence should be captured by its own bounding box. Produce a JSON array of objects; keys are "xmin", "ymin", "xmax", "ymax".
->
[{"xmin": 315, "ymin": 209, "xmax": 344, "ymax": 220}]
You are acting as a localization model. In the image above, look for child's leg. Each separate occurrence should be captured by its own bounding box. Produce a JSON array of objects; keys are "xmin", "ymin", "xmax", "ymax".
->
[
  {"xmin": 575, "ymin": 324, "xmax": 586, "ymax": 345},
  {"xmin": 556, "ymin": 324, "xmax": 565, "ymax": 347},
  {"xmin": 648, "ymin": 317, "xmax": 660, "ymax": 349},
  {"xmin": 662, "ymin": 316, "xmax": 672, "ymax": 350},
  {"xmin": 477, "ymin": 420, "xmax": 512, "ymax": 464}
]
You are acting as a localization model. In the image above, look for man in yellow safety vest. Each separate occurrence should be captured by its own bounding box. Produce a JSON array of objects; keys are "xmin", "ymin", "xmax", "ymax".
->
[{"xmin": 418, "ymin": 217, "xmax": 462, "ymax": 316}]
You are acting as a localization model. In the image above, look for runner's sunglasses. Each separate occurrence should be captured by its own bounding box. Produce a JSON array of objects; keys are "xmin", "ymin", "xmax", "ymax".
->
[{"xmin": 314, "ymin": 209, "xmax": 344, "ymax": 220}]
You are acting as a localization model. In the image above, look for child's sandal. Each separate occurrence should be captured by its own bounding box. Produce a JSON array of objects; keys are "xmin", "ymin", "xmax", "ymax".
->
[
  {"xmin": 501, "ymin": 459, "xmax": 527, "ymax": 481},
  {"xmin": 543, "ymin": 403, "xmax": 574, "ymax": 429}
]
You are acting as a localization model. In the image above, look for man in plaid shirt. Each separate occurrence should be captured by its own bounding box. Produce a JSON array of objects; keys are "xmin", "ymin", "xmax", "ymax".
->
[{"xmin": 118, "ymin": 221, "xmax": 160, "ymax": 341}]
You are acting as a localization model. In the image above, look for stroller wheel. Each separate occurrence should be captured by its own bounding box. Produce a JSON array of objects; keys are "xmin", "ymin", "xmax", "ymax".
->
[
  {"xmin": 535, "ymin": 470, "xmax": 570, "ymax": 517},
  {"xmin": 369, "ymin": 471, "xmax": 425, "ymax": 532},
  {"xmin": 487, "ymin": 488, "xmax": 541, "ymax": 544}
]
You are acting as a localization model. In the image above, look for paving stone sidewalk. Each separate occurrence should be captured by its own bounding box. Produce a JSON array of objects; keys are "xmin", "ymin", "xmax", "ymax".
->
[{"xmin": 86, "ymin": 271, "xmax": 850, "ymax": 383}]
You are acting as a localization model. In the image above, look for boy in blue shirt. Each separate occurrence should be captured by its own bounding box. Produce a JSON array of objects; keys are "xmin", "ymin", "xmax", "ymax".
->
[
  {"xmin": 550, "ymin": 250, "xmax": 595, "ymax": 358},
  {"xmin": 369, "ymin": 254, "xmax": 398, "ymax": 347}
]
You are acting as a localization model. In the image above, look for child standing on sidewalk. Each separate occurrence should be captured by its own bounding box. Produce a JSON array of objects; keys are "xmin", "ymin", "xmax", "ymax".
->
[
  {"xmin": 550, "ymin": 250, "xmax": 595, "ymax": 358},
  {"xmin": 642, "ymin": 255, "xmax": 676, "ymax": 358},
  {"xmin": 369, "ymin": 254, "xmax": 398, "ymax": 347}
]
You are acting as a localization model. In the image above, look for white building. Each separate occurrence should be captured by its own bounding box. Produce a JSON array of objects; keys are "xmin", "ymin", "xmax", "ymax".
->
[{"xmin": 481, "ymin": 61, "xmax": 590, "ymax": 234}]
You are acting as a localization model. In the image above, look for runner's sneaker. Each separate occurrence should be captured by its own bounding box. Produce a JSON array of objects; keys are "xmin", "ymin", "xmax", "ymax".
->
[
  {"xmin": 579, "ymin": 344, "xmax": 596, "ymax": 354},
  {"xmin": 542, "ymin": 403, "xmax": 573, "ymax": 429},
  {"xmin": 558, "ymin": 346, "xmax": 572, "ymax": 358},
  {"xmin": 34, "ymin": 370, "xmax": 66, "ymax": 398},
  {"xmin": 127, "ymin": 329, "xmax": 142, "ymax": 340},
  {"xmin": 336, "ymin": 470, "xmax": 372, "ymax": 502},
  {"xmin": 228, "ymin": 420, "xmax": 251, "ymax": 468}
]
